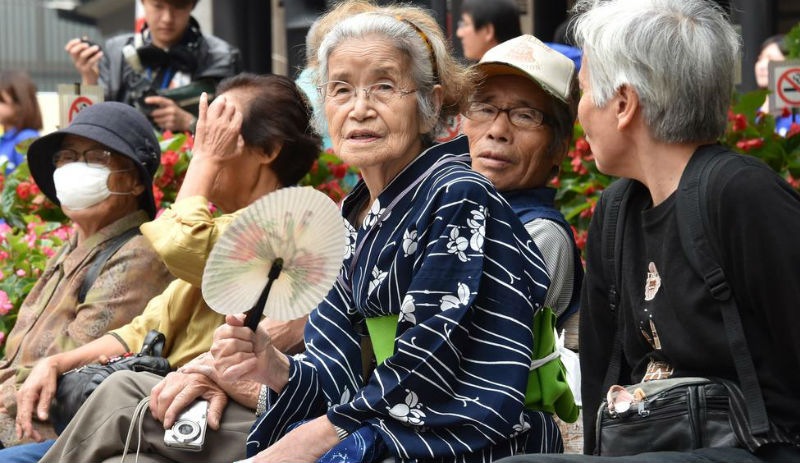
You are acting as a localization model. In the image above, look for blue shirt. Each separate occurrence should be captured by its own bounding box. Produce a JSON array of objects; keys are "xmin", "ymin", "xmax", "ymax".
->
[
  {"xmin": 248, "ymin": 136, "xmax": 563, "ymax": 461},
  {"xmin": 776, "ymin": 113, "xmax": 797, "ymax": 137},
  {"xmin": 0, "ymin": 127, "xmax": 38, "ymax": 174}
]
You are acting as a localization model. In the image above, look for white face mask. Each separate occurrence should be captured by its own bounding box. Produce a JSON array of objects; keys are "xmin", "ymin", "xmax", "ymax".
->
[{"xmin": 53, "ymin": 162, "xmax": 133, "ymax": 210}]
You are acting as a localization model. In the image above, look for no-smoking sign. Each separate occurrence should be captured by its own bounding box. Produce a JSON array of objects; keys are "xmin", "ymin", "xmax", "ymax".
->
[
  {"xmin": 768, "ymin": 60, "xmax": 800, "ymax": 111},
  {"xmin": 68, "ymin": 96, "xmax": 94, "ymax": 123}
]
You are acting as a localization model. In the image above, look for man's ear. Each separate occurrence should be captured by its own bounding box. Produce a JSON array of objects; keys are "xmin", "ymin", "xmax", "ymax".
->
[
  {"xmin": 483, "ymin": 23, "xmax": 497, "ymax": 44},
  {"xmin": 615, "ymin": 84, "xmax": 639, "ymax": 131}
]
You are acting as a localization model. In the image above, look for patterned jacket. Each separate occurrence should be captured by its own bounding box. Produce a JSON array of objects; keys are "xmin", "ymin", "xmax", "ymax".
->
[{"xmin": 0, "ymin": 210, "xmax": 173, "ymax": 445}]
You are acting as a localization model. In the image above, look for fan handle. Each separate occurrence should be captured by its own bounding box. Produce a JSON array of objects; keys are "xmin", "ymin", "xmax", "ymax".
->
[{"xmin": 244, "ymin": 258, "xmax": 284, "ymax": 331}]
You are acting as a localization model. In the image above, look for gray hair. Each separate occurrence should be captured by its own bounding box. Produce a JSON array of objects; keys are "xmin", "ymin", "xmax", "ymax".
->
[
  {"xmin": 315, "ymin": 12, "xmax": 442, "ymax": 136},
  {"xmin": 572, "ymin": 0, "xmax": 740, "ymax": 143}
]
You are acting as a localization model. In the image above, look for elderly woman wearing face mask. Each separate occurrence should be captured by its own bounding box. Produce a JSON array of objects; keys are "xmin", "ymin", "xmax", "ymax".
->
[
  {"xmin": 0, "ymin": 102, "xmax": 173, "ymax": 448},
  {"xmin": 207, "ymin": 3, "xmax": 563, "ymax": 463}
]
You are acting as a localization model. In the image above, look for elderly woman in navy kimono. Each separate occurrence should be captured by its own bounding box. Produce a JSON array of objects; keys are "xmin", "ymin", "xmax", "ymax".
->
[{"xmin": 208, "ymin": 3, "xmax": 562, "ymax": 462}]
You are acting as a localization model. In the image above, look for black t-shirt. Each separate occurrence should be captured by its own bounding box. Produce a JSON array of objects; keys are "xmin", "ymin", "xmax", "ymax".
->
[{"xmin": 580, "ymin": 152, "xmax": 800, "ymax": 453}]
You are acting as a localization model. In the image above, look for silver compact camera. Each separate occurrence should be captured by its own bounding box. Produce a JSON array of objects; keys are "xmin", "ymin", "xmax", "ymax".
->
[{"xmin": 163, "ymin": 400, "xmax": 208, "ymax": 451}]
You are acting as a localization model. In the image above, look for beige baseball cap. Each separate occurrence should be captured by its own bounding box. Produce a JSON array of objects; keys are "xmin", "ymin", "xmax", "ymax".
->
[{"xmin": 477, "ymin": 34, "xmax": 576, "ymax": 104}]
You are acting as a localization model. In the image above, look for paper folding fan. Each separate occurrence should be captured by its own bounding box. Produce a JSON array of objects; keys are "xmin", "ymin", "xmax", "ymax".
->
[{"xmin": 202, "ymin": 186, "xmax": 347, "ymax": 328}]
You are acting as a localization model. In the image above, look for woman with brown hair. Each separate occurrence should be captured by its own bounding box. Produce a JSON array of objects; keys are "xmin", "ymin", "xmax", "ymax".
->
[{"xmin": 0, "ymin": 70, "xmax": 42, "ymax": 174}]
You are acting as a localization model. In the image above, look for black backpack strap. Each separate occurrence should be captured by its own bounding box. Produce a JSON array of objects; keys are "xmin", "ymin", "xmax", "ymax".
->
[
  {"xmin": 675, "ymin": 144, "xmax": 770, "ymax": 435},
  {"xmin": 77, "ymin": 227, "xmax": 141, "ymax": 304},
  {"xmin": 599, "ymin": 178, "xmax": 637, "ymax": 389}
]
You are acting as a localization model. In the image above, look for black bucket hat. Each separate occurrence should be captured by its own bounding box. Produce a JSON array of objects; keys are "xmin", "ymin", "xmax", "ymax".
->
[{"xmin": 28, "ymin": 101, "xmax": 161, "ymax": 218}]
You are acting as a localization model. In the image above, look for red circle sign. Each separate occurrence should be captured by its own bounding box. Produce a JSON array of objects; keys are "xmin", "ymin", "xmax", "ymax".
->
[
  {"xmin": 776, "ymin": 67, "xmax": 800, "ymax": 107},
  {"xmin": 68, "ymin": 96, "xmax": 94, "ymax": 123}
]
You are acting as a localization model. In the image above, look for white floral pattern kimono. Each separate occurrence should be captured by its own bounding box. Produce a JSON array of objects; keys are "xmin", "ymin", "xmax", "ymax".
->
[{"xmin": 248, "ymin": 136, "xmax": 563, "ymax": 461}]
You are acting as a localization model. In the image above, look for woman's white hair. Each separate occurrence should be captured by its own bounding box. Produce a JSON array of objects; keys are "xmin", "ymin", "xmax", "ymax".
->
[
  {"xmin": 314, "ymin": 12, "xmax": 442, "ymax": 136},
  {"xmin": 572, "ymin": 0, "xmax": 740, "ymax": 143}
]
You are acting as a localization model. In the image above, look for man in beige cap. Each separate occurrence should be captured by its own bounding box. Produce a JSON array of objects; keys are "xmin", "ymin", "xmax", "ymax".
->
[
  {"xmin": 463, "ymin": 34, "xmax": 581, "ymax": 347},
  {"xmin": 462, "ymin": 34, "xmax": 584, "ymax": 452}
]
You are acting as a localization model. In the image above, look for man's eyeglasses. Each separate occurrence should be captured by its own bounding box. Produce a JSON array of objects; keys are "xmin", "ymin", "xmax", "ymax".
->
[
  {"xmin": 318, "ymin": 81, "xmax": 417, "ymax": 106},
  {"xmin": 53, "ymin": 148, "xmax": 114, "ymax": 168},
  {"xmin": 463, "ymin": 102, "xmax": 552, "ymax": 130}
]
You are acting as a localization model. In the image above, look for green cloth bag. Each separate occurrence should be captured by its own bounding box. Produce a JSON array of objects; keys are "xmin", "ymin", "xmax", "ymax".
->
[
  {"xmin": 525, "ymin": 307, "xmax": 579, "ymax": 423},
  {"xmin": 365, "ymin": 307, "xmax": 579, "ymax": 423}
]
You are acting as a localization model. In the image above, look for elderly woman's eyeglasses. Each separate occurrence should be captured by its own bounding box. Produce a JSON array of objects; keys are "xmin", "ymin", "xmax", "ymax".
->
[
  {"xmin": 463, "ymin": 102, "xmax": 551, "ymax": 130},
  {"xmin": 53, "ymin": 149, "xmax": 114, "ymax": 168},
  {"xmin": 318, "ymin": 81, "xmax": 417, "ymax": 106}
]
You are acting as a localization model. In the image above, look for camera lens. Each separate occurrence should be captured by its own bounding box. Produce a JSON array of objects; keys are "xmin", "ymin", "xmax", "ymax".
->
[{"xmin": 172, "ymin": 419, "xmax": 199, "ymax": 442}]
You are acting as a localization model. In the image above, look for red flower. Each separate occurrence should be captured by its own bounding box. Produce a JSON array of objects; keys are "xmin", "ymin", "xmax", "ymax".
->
[
  {"xmin": 732, "ymin": 113, "xmax": 747, "ymax": 132},
  {"xmin": 156, "ymin": 164, "xmax": 175, "ymax": 188},
  {"xmin": 575, "ymin": 138, "xmax": 590, "ymax": 154},
  {"xmin": 152, "ymin": 185, "xmax": 164, "ymax": 209},
  {"xmin": 788, "ymin": 123, "xmax": 800, "ymax": 139},
  {"xmin": 331, "ymin": 163, "xmax": 348, "ymax": 179},
  {"xmin": 736, "ymin": 138, "xmax": 764, "ymax": 151},
  {"xmin": 16, "ymin": 181, "xmax": 34, "ymax": 200},
  {"xmin": 786, "ymin": 174, "xmax": 800, "ymax": 190},
  {"xmin": 161, "ymin": 150, "xmax": 179, "ymax": 167},
  {"xmin": 570, "ymin": 157, "xmax": 588, "ymax": 175}
]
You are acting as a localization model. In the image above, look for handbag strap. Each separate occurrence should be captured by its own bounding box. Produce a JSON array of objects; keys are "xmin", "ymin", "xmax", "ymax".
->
[
  {"xmin": 78, "ymin": 227, "xmax": 141, "ymax": 304},
  {"xmin": 139, "ymin": 329, "xmax": 167, "ymax": 358},
  {"xmin": 675, "ymin": 145, "xmax": 769, "ymax": 435}
]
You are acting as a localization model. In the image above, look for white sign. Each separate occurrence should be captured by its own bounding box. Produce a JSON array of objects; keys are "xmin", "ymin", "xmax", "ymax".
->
[
  {"xmin": 768, "ymin": 60, "xmax": 800, "ymax": 112},
  {"xmin": 57, "ymin": 83, "xmax": 104, "ymax": 129}
]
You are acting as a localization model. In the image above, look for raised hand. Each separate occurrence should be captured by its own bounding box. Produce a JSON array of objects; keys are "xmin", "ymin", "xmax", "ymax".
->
[{"xmin": 64, "ymin": 38, "xmax": 102, "ymax": 85}]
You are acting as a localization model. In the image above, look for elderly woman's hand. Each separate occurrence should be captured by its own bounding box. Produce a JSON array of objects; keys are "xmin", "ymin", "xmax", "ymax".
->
[
  {"xmin": 193, "ymin": 92, "xmax": 244, "ymax": 164},
  {"xmin": 15, "ymin": 356, "xmax": 61, "ymax": 442},
  {"xmin": 211, "ymin": 314, "xmax": 291, "ymax": 393},
  {"xmin": 175, "ymin": 92, "xmax": 244, "ymax": 202},
  {"xmin": 149, "ymin": 367, "xmax": 230, "ymax": 430},
  {"xmin": 250, "ymin": 415, "xmax": 341, "ymax": 463}
]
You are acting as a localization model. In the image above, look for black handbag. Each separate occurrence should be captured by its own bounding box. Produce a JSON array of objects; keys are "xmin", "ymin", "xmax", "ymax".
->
[
  {"xmin": 49, "ymin": 330, "xmax": 171, "ymax": 434},
  {"xmin": 595, "ymin": 377, "xmax": 739, "ymax": 456}
]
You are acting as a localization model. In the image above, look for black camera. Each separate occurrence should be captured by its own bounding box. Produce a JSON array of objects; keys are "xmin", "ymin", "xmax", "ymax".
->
[
  {"xmin": 80, "ymin": 37, "xmax": 102, "ymax": 56},
  {"xmin": 134, "ymin": 88, "xmax": 160, "ymax": 117}
]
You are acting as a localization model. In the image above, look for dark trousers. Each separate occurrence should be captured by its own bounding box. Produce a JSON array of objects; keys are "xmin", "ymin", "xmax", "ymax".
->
[{"xmin": 497, "ymin": 445, "xmax": 800, "ymax": 463}]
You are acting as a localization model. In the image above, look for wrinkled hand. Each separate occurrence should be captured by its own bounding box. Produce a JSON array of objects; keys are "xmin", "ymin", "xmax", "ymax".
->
[
  {"xmin": 262, "ymin": 316, "xmax": 307, "ymax": 355},
  {"xmin": 144, "ymin": 95, "xmax": 196, "ymax": 132},
  {"xmin": 64, "ymin": 38, "xmax": 102, "ymax": 85},
  {"xmin": 15, "ymin": 357, "xmax": 60, "ymax": 442},
  {"xmin": 211, "ymin": 314, "xmax": 287, "ymax": 390},
  {"xmin": 250, "ymin": 416, "xmax": 340, "ymax": 463},
  {"xmin": 192, "ymin": 92, "xmax": 244, "ymax": 164},
  {"xmin": 149, "ymin": 367, "xmax": 229, "ymax": 430}
]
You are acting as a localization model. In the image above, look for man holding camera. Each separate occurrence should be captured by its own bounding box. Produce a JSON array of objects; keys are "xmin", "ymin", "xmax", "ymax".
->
[{"xmin": 65, "ymin": 0, "xmax": 241, "ymax": 132}]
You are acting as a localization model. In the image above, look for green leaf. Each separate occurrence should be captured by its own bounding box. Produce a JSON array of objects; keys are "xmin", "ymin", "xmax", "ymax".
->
[
  {"xmin": 160, "ymin": 133, "xmax": 188, "ymax": 152},
  {"xmin": 733, "ymin": 89, "xmax": 770, "ymax": 116}
]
